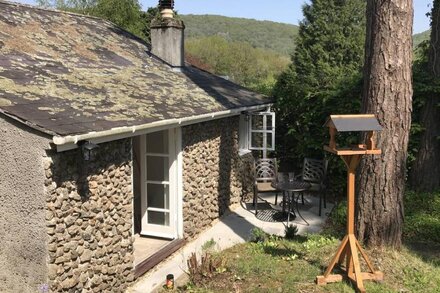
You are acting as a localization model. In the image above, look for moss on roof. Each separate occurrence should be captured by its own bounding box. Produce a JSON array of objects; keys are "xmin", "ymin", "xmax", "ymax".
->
[{"xmin": 0, "ymin": 1, "xmax": 271, "ymax": 136}]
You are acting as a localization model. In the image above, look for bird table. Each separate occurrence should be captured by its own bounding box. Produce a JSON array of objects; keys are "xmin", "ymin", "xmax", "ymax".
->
[{"xmin": 316, "ymin": 115, "xmax": 384, "ymax": 293}]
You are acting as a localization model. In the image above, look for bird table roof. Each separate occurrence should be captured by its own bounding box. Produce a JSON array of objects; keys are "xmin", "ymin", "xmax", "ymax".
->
[{"xmin": 324, "ymin": 114, "xmax": 382, "ymax": 132}]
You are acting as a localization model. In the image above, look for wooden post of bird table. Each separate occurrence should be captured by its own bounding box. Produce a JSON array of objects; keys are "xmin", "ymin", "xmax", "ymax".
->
[{"xmin": 316, "ymin": 115, "xmax": 384, "ymax": 293}]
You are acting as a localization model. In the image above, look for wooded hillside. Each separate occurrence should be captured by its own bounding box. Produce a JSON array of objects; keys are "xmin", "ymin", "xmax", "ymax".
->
[
  {"xmin": 181, "ymin": 14, "xmax": 299, "ymax": 56},
  {"xmin": 413, "ymin": 30, "xmax": 431, "ymax": 47},
  {"xmin": 182, "ymin": 14, "xmax": 430, "ymax": 53}
]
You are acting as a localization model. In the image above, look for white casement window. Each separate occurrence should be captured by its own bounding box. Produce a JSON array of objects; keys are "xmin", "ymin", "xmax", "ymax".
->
[
  {"xmin": 239, "ymin": 108, "xmax": 276, "ymax": 156},
  {"xmin": 249, "ymin": 110, "xmax": 276, "ymax": 151}
]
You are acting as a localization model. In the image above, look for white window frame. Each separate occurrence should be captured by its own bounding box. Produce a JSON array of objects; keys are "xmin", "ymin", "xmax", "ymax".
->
[
  {"xmin": 249, "ymin": 110, "xmax": 275, "ymax": 152},
  {"xmin": 238, "ymin": 108, "xmax": 276, "ymax": 157},
  {"xmin": 239, "ymin": 114, "xmax": 251, "ymax": 156}
]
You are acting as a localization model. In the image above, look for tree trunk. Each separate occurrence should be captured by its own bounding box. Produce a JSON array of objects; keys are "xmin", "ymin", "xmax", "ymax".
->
[
  {"xmin": 410, "ymin": 0, "xmax": 440, "ymax": 191},
  {"xmin": 356, "ymin": 0, "xmax": 413, "ymax": 248}
]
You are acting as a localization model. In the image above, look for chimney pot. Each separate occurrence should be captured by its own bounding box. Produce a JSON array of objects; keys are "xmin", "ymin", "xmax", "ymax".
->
[
  {"xmin": 158, "ymin": 0, "xmax": 174, "ymax": 9},
  {"xmin": 159, "ymin": 0, "xmax": 174, "ymax": 18}
]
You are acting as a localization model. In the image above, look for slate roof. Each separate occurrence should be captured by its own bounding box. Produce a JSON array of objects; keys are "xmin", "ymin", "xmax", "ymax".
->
[{"xmin": 0, "ymin": 1, "xmax": 272, "ymax": 136}]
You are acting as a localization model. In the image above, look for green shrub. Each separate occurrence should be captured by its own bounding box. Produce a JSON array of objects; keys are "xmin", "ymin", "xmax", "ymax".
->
[
  {"xmin": 249, "ymin": 227, "xmax": 269, "ymax": 243},
  {"xmin": 284, "ymin": 224, "xmax": 299, "ymax": 240},
  {"xmin": 331, "ymin": 200, "xmax": 347, "ymax": 228},
  {"xmin": 201, "ymin": 238, "xmax": 217, "ymax": 251}
]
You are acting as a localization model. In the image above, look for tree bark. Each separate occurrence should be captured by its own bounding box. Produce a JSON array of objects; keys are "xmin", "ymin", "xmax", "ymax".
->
[
  {"xmin": 357, "ymin": 0, "xmax": 413, "ymax": 248},
  {"xmin": 410, "ymin": 0, "xmax": 440, "ymax": 191}
]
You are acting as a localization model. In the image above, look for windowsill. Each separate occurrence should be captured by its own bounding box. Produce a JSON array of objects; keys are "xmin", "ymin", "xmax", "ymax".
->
[{"xmin": 239, "ymin": 149, "xmax": 252, "ymax": 156}]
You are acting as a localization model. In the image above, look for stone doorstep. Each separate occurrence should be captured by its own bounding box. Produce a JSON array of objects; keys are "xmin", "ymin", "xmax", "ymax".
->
[{"xmin": 127, "ymin": 204, "xmax": 243, "ymax": 293}]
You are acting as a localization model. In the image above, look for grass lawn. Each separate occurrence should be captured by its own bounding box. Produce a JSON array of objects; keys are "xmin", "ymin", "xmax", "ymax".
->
[{"xmin": 173, "ymin": 191, "xmax": 440, "ymax": 292}]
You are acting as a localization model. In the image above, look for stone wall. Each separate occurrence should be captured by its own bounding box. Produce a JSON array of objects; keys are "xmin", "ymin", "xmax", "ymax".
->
[
  {"xmin": 182, "ymin": 116, "xmax": 254, "ymax": 239},
  {"xmin": 45, "ymin": 139, "xmax": 134, "ymax": 292},
  {"xmin": 0, "ymin": 116, "xmax": 51, "ymax": 293}
]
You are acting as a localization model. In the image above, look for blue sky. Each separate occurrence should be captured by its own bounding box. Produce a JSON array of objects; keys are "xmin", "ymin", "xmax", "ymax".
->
[{"xmin": 13, "ymin": 0, "xmax": 433, "ymax": 34}]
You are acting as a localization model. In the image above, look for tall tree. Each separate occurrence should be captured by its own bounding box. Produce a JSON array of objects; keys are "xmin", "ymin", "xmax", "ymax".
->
[
  {"xmin": 37, "ymin": 0, "xmax": 148, "ymax": 41},
  {"xmin": 410, "ymin": 0, "xmax": 440, "ymax": 191},
  {"xmin": 37, "ymin": 0, "xmax": 97, "ymax": 12},
  {"xmin": 273, "ymin": 0, "xmax": 366, "ymax": 175},
  {"xmin": 92, "ymin": 0, "xmax": 145, "ymax": 38},
  {"xmin": 356, "ymin": 0, "xmax": 413, "ymax": 247},
  {"xmin": 141, "ymin": 7, "xmax": 159, "ymax": 44}
]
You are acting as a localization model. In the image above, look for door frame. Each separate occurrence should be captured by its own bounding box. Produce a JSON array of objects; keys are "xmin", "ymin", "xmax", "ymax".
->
[{"xmin": 139, "ymin": 127, "xmax": 183, "ymax": 239}]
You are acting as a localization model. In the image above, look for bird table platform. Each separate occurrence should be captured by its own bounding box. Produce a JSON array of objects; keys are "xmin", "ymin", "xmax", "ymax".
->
[{"xmin": 316, "ymin": 114, "xmax": 384, "ymax": 293}]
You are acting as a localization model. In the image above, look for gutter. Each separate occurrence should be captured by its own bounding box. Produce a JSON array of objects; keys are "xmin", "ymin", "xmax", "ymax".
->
[{"xmin": 53, "ymin": 103, "xmax": 272, "ymax": 151}]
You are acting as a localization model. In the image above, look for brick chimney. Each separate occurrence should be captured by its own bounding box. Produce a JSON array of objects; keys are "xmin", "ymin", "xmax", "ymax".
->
[{"xmin": 151, "ymin": 0, "xmax": 185, "ymax": 68}]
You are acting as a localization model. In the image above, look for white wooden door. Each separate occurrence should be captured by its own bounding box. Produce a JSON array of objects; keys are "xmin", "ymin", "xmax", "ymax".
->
[{"xmin": 140, "ymin": 129, "xmax": 177, "ymax": 239}]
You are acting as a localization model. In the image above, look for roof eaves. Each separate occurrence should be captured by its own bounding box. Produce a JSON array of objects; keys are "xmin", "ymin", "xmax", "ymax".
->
[
  {"xmin": 0, "ymin": 108, "xmax": 57, "ymax": 138},
  {"xmin": 53, "ymin": 102, "xmax": 273, "ymax": 151}
]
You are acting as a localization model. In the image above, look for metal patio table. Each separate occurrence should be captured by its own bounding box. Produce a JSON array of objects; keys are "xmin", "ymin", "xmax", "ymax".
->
[{"xmin": 271, "ymin": 180, "xmax": 311, "ymax": 226}]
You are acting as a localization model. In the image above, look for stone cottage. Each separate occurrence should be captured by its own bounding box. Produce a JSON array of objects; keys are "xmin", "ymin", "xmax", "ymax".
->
[{"xmin": 0, "ymin": 1, "xmax": 275, "ymax": 292}]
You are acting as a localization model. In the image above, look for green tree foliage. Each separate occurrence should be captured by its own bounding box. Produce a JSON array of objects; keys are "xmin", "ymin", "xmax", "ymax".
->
[
  {"xmin": 273, "ymin": 0, "xmax": 366, "ymax": 191},
  {"xmin": 141, "ymin": 7, "xmax": 159, "ymax": 44},
  {"xmin": 409, "ymin": 0, "xmax": 440, "ymax": 190},
  {"xmin": 37, "ymin": 0, "xmax": 97, "ymax": 12},
  {"xmin": 181, "ymin": 15, "xmax": 299, "ymax": 56},
  {"xmin": 186, "ymin": 36, "xmax": 290, "ymax": 95},
  {"xmin": 37, "ymin": 0, "xmax": 148, "ymax": 41},
  {"xmin": 408, "ymin": 41, "xmax": 432, "ymax": 167},
  {"xmin": 92, "ymin": 0, "xmax": 145, "ymax": 38}
]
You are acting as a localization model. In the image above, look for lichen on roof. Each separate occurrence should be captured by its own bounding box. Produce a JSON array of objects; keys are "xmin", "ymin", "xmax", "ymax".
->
[{"xmin": 0, "ymin": 0, "xmax": 271, "ymax": 136}]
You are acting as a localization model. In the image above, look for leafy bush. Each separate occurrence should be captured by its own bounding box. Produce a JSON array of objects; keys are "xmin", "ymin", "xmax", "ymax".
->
[
  {"xmin": 284, "ymin": 224, "xmax": 299, "ymax": 240},
  {"xmin": 201, "ymin": 238, "xmax": 217, "ymax": 252},
  {"xmin": 331, "ymin": 201, "xmax": 347, "ymax": 228},
  {"xmin": 248, "ymin": 227, "xmax": 270, "ymax": 243}
]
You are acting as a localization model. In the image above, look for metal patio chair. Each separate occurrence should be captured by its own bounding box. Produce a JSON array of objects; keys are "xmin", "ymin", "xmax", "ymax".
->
[
  {"xmin": 253, "ymin": 158, "xmax": 280, "ymax": 215},
  {"xmin": 297, "ymin": 158, "xmax": 328, "ymax": 216}
]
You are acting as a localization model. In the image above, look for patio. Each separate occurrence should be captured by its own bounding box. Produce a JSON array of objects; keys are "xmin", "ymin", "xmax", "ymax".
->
[
  {"xmin": 245, "ymin": 192, "xmax": 333, "ymax": 235},
  {"xmin": 129, "ymin": 192, "xmax": 332, "ymax": 292}
]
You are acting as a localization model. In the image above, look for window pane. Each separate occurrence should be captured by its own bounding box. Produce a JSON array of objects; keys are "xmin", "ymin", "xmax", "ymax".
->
[
  {"xmin": 266, "ymin": 133, "xmax": 273, "ymax": 149},
  {"xmin": 147, "ymin": 184, "xmax": 169, "ymax": 209},
  {"xmin": 239, "ymin": 115, "xmax": 249, "ymax": 150},
  {"xmin": 147, "ymin": 156, "xmax": 169, "ymax": 181},
  {"xmin": 266, "ymin": 115, "xmax": 273, "ymax": 131},
  {"xmin": 251, "ymin": 132, "xmax": 264, "ymax": 148},
  {"xmin": 146, "ymin": 130, "xmax": 168, "ymax": 154},
  {"xmin": 147, "ymin": 211, "xmax": 170, "ymax": 226},
  {"xmin": 251, "ymin": 115, "xmax": 264, "ymax": 130}
]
